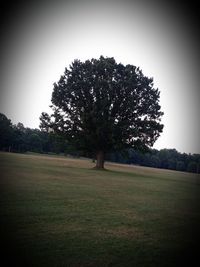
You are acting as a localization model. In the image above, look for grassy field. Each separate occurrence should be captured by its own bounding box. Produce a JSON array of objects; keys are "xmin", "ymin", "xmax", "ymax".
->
[{"xmin": 0, "ymin": 152, "xmax": 200, "ymax": 266}]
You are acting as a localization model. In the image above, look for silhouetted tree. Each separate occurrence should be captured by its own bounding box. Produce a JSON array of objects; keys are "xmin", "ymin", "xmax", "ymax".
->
[
  {"xmin": 40, "ymin": 56, "xmax": 164, "ymax": 169},
  {"xmin": 187, "ymin": 161, "xmax": 198, "ymax": 173},
  {"xmin": 0, "ymin": 113, "xmax": 13, "ymax": 151},
  {"xmin": 176, "ymin": 161, "xmax": 186, "ymax": 172}
]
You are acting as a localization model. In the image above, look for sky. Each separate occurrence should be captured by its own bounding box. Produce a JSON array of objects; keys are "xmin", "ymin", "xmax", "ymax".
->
[{"xmin": 0, "ymin": 0, "xmax": 199, "ymax": 154}]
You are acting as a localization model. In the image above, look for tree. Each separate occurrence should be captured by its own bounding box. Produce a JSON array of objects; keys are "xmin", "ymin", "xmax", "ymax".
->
[
  {"xmin": 28, "ymin": 133, "xmax": 42, "ymax": 153},
  {"xmin": 40, "ymin": 56, "xmax": 163, "ymax": 169},
  {"xmin": 12, "ymin": 123, "xmax": 26, "ymax": 152},
  {"xmin": 151, "ymin": 155, "xmax": 161, "ymax": 168},
  {"xmin": 176, "ymin": 161, "xmax": 186, "ymax": 172},
  {"xmin": 187, "ymin": 161, "xmax": 197, "ymax": 173},
  {"xmin": 0, "ymin": 113, "xmax": 13, "ymax": 151}
]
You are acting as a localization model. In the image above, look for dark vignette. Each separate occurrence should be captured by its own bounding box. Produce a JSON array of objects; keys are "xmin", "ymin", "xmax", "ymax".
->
[{"xmin": 0, "ymin": 0, "xmax": 199, "ymax": 266}]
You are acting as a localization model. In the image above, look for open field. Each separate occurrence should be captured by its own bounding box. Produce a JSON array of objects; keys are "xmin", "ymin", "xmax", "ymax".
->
[{"xmin": 0, "ymin": 152, "xmax": 200, "ymax": 266}]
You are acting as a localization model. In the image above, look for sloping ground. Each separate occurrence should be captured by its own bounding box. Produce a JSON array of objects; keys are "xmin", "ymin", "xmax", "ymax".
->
[{"xmin": 0, "ymin": 152, "xmax": 200, "ymax": 267}]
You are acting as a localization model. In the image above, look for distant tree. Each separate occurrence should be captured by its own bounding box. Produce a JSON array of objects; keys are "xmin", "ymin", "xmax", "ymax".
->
[
  {"xmin": 39, "ymin": 131, "xmax": 52, "ymax": 153},
  {"xmin": 187, "ymin": 161, "xmax": 197, "ymax": 173},
  {"xmin": 0, "ymin": 113, "xmax": 13, "ymax": 151},
  {"xmin": 168, "ymin": 159, "xmax": 176, "ymax": 170},
  {"xmin": 192, "ymin": 154, "xmax": 200, "ymax": 173},
  {"xmin": 158, "ymin": 149, "xmax": 170, "ymax": 169},
  {"xmin": 12, "ymin": 123, "xmax": 26, "ymax": 152},
  {"xmin": 128, "ymin": 149, "xmax": 142, "ymax": 165},
  {"xmin": 142, "ymin": 153, "xmax": 152, "ymax": 167},
  {"xmin": 40, "ymin": 56, "xmax": 164, "ymax": 169},
  {"xmin": 151, "ymin": 155, "xmax": 161, "ymax": 168},
  {"xmin": 28, "ymin": 133, "xmax": 42, "ymax": 152},
  {"xmin": 197, "ymin": 163, "xmax": 200, "ymax": 174},
  {"xmin": 176, "ymin": 161, "xmax": 186, "ymax": 172},
  {"xmin": 49, "ymin": 133, "xmax": 68, "ymax": 154}
]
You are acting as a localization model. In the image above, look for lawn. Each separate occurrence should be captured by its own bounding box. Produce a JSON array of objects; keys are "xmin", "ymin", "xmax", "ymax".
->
[{"xmin": 0, "ymin": 152, "xmax": 200, "ymax": 266}]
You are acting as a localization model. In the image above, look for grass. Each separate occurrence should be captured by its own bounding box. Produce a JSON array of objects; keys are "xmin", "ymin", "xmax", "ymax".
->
[{"xmin": 0, "ymin": 152, "xmax": 200, "ymax": 266}]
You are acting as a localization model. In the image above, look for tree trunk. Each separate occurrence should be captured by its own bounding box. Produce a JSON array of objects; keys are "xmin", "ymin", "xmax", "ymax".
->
[{"xmin": 95, "ymin": 151, "xmax": 105, "ymax": 169}]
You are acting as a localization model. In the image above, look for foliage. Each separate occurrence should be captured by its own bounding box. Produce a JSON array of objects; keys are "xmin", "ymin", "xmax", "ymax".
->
[
  {"xmin": 0, "ymin": 113, "xmax": 13, "ymax": 151},
  {"xmin": 0, "ymin": 113, "xmax": 199, "ymax": 173},
  {"xmin": 107, "ymin": 148, "xmax": 200, "ymax": 173},
  {"xmin": 40, "ymin": 56, "xmax": 164, "ymax": 168},
  {"xmin": 0, "ymin": 113, "xmax": 67, "ymax": 154}
]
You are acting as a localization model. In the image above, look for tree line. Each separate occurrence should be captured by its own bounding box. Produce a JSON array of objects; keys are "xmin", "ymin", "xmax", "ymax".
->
[
  {"xmin": 107, "ymin": 148, "xmax": 200, "ymax": 173},
  {"xmin": 1, "ymin": 112, "xmax": 199, "ymax": 173},
  {"xmin": 0, "ymin": 113, "xmax": 68, "ymax": 155}
]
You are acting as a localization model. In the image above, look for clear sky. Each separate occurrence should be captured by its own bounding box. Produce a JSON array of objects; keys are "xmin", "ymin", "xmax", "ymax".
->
[{"xmin": 0, "ymin": 0, "xmax": 199, "ymax": 154}]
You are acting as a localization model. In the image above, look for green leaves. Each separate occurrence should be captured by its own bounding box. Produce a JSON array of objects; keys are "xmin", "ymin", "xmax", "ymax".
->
[{"xmin": 40, "ymin": 56, "xmax": 164, "ymax": 155}]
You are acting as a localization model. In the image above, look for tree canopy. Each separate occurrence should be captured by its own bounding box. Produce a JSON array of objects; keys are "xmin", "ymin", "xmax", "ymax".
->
[{"xmin": 40, "ymin": 56, "xmax": 164, "ymax": 168}]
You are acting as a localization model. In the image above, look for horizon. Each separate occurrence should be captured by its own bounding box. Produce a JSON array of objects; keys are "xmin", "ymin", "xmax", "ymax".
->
[{"xmin": 1, "ymin": 110, "xmax": 199, "ymax": 156}]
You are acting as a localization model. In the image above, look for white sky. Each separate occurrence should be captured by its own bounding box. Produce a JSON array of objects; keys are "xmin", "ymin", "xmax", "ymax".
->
[{"xmin": 0, "ymin": 0, "xmax": 199, "ymax": 154}]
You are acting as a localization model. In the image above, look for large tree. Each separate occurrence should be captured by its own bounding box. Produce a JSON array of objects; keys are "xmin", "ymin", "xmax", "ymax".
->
[{"xmin": 40, "ymin": 56, "xmax": 163, "ymax": 169}]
